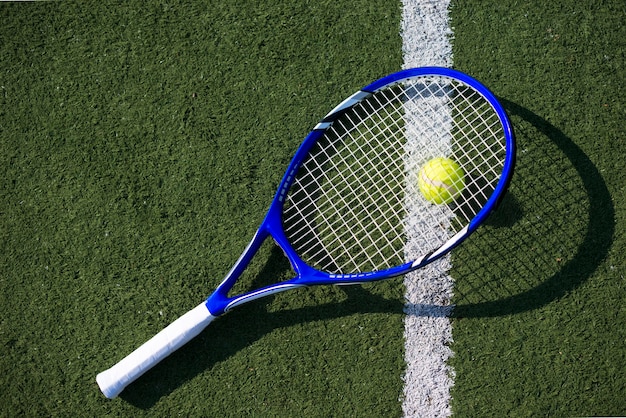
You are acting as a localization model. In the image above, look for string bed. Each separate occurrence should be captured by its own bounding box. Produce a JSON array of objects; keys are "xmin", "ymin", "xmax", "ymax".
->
[{"xmin": 283, "ymin": 76, "xmax": 507, "ymax": 274}]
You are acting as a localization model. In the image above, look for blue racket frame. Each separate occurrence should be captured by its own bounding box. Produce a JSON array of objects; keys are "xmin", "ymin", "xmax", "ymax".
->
[
  {"xmin": 97, "ymin": 67, "xmax": 517, "ymax": 399},
  {"xmin": 206, "ymin": 67, "xmax": 515, "ymax": 316}
]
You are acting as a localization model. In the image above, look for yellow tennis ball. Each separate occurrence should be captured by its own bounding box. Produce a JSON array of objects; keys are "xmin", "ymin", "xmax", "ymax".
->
[{"xmin": 418, "ymin": 157, "xmax": 466, "ymax": 204}]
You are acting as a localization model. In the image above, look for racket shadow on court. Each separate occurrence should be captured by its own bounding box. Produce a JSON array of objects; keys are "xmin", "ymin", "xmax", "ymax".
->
[
  {"xmin": 450, "ymin": 99, "xmax": 614, "ymax": 319},
  {"xmin": 120, "ymin": 100, "xmax": 613, "ymax": 408}
]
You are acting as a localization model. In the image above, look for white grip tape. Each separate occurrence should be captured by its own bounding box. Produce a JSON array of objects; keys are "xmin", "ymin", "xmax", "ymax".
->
[{"xmin": 96, "ymin": 302, "xmax": 215, "ymax": 398}]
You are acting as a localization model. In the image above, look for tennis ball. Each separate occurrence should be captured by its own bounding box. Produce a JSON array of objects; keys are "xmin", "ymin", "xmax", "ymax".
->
[{"xmin": 418, "ymin": 157, "xmax": 465, "ymax": 204}]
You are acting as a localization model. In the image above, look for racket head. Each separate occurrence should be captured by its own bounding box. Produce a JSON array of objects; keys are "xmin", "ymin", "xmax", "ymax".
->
[
  {"xmin": 208, "ymin": 67, "xmax": 515, "ymax": 315},
  {"xmin": 276, "ymin": 67, "xmax": 515, "ymax": 280}
]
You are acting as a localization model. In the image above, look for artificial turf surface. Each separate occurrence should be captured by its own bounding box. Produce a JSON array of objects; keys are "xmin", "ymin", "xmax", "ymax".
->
[{"xmin": 1, "ymin": 0, "xmax": 624, "ymax": 416}]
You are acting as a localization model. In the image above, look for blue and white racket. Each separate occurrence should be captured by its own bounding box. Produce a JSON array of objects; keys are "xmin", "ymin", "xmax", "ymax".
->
[{"xmin": 97, "ymin": 67, "xmax": 515, "ymax": 398}]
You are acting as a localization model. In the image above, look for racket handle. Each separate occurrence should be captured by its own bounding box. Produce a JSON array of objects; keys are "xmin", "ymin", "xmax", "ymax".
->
[{"xmin": 96, "ymin": 302, "xmax": 216, "ymax": 399}]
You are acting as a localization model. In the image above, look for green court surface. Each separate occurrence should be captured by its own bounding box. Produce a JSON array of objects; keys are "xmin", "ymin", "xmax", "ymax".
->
[{"xmin": 1, "ymin": 1, "xmax": 623, "ymax": 416}]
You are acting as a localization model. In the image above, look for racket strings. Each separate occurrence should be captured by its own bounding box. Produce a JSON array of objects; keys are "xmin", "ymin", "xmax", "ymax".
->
[
  {"xmin": 446, "ymin": 94, "xmax": 506, "ymax": 224},
  {"xmin": 283, "ymin": 76, "xmax": 507, "ymax": 274},
  {"xmin": 289, "ymin": 96, "xmax": 407, "ymax": 270},
  {"xmin": 286, "ymin": 111, "xmax": 406, "ymax": 271}
]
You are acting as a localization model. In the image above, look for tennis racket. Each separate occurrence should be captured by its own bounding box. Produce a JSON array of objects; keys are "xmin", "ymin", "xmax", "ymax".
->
[{"xmin": 96, "ymin": 67, "xmax": 515, "ymax": 398}]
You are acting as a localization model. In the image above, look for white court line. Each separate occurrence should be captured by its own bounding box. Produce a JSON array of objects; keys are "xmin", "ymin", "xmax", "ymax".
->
[{"xmin": 400, "ymin": 1, "xmax": 455, "ymax": 417}]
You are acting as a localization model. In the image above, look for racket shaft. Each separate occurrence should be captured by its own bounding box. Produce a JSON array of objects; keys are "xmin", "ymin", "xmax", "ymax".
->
[{"xmin": 96, "ymin": 302, "xmax": 215, "ymax": 398}]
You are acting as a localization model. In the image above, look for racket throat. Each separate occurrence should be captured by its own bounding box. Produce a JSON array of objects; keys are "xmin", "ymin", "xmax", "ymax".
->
[
  {"xmin": 205, "ymin": 225, "xmax": 306, "ymax": 316},
  {"xmin": 220, "ymin": 283, "xmax": 306, "ymax": 313}
]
